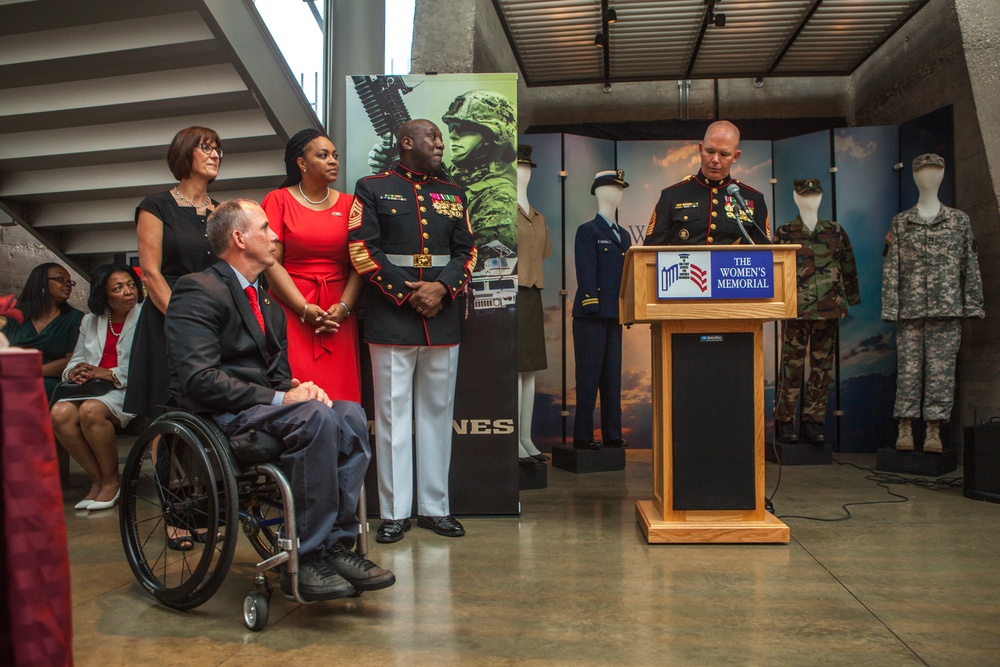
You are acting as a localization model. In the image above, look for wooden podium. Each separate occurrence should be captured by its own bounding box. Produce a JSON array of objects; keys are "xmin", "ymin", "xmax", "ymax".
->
[{"xmin": 620, "ymin": 245, "xmax": 798, "ymax": 544}]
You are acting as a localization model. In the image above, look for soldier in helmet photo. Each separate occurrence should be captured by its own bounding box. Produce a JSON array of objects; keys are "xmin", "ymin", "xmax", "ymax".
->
[{"xmin": 441, "ymin": 90, "xmax": 518, "ymax": 254}]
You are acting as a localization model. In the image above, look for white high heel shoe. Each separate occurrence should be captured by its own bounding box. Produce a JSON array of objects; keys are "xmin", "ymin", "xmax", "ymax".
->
[{"xmin": 88, "ymin": 489, "xmax": 121, "ymax": 511}]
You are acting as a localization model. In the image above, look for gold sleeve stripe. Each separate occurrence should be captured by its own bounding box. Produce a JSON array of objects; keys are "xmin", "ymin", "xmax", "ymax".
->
[
  {"xmin": 644, "ymin": 211, "xmax": 656, "ymax": 237},
  {"xmin": 348, "ymin": 241, "xmax": 378, "ymax": 274},
  {"xmin": 582, "ymin": 297, "xmax": 599, "ymax": 306},
  {"xmin": 765, "ymin": 215, "xmax": 771, "ymax": 239},
  {"xmin": 347, "ymin": 198, "xmax": 364, "ymax": 231}
]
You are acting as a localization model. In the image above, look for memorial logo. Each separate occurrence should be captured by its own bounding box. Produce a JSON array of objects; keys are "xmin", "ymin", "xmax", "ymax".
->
[{"xmin": 657, "ymin": 250, "xmax": 774, "ymax": 299}]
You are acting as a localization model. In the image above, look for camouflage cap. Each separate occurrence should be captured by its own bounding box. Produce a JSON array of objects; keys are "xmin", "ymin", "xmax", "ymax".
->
[
  {"xmin": 793, "ymin": 178, "xmax": 823, "ymax": 195},
  {"xmin": 591, "ymin": 169, "xmax": 629, "ymax": 195},
  {"xmin": 517, "ymin": 144, "xmax": 537, "ymax": 168},
  {"xmin": 442, "ymin": 90, "xmax": 517, "ymax": 162},
  {"xmin": 912, "ymin": 153, "xmax": 945, "ymax": 171}
]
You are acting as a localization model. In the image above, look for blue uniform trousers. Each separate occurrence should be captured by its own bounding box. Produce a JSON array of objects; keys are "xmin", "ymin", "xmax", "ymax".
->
[{"xmin": 572, "ymin": 317, "xmax": 623, "ymax": 443}]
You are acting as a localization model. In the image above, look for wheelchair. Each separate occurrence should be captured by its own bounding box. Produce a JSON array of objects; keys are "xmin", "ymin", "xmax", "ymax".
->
[{"xmin": 118, "ymin": 410, "xmax": 368, "ymax": 631}]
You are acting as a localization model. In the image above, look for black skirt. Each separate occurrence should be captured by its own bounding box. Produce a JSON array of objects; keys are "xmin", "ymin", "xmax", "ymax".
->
[{"xmin": 517, "ymin": 286, "xmax": 547, "ymax": 372}]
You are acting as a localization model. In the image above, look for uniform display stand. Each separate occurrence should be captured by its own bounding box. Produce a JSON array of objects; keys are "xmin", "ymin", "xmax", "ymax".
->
[
  {"xmin": 519, "ymin": 462, "xmax": 548, "ymax": 489},
  {"xmin": 765, "ymin": 441, "xmax": 833, "ymax": 466},
  {"xmin": 551, "ymin": 444, "xmax": 625, "ymax": 473},
  {"xmin": 876, "ymin": 448, "xmax": 958, "ymax": 476},
  {"xmin": 621, "ymin": 245, "xmax": 798, "ymax": 544}
]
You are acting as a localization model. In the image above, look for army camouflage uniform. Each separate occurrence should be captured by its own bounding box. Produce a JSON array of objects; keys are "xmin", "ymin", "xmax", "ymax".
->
[
  {"xmin": 882, "ymin": 204, "xmax": 984, "ymax": 421},
  {"xmin": 774, "ymin": 217, "xmax": 860, "ymax": 425},
  {"xmin": 443, "ymin": 90, "xmax": 518, "ymax": 262}
]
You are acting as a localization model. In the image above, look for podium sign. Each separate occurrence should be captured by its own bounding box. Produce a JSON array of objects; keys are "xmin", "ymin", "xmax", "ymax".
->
[
  {"xmin": 621, "ymin": 245, "xmax": 798, "ymax": 544},
  {"xmin": 657, "ymin": 250, "xmax": 774, "ymax": 299}
]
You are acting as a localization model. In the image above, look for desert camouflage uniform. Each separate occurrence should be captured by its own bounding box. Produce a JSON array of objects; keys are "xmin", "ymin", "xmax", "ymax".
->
[
  {"xmin": 882, "ymin": 204, "xmax": 984, "ymax": 421},
  {"xmin": 774, "ymin": 217, "xmax": 860, "ymax": 424}
]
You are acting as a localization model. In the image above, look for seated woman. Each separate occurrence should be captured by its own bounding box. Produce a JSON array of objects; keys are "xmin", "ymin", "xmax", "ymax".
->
[
  {"xmin": 50, "ymin": 264, "xmax": 143, "ymax": 511},
  {"xmin": 1, "ymin": 262, "xmax": 84, "ymax": 402}
]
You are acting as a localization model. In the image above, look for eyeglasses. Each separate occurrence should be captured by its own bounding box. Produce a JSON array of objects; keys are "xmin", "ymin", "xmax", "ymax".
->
[
  {"xmin": 48, "ymin": 277, "xmax": 77, "ymax": 286},
  {"xmin": 198, "ymin": 143, "xmax": 224, "ymax": 158}
]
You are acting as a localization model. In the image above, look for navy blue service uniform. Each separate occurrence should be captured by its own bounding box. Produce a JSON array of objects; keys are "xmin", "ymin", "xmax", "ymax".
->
[
  {"xmin": 572, "ymin": 215, "xmax": 630, "ymax": 444},
  {"xmin": 643, "ymin": 172, "xmax": 770, "ymax": 245}
]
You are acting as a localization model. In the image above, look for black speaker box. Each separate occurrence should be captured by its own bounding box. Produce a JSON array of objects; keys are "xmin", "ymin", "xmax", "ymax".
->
[{"xmin": 963, "ymin": 423, "xmax": 1000, "ymax": 503}]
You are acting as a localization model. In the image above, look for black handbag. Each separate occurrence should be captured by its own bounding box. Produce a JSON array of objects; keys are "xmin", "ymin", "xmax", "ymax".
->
[{"xmin": 50, "ymin": 378, "xmax": 116, "ymax": 403}]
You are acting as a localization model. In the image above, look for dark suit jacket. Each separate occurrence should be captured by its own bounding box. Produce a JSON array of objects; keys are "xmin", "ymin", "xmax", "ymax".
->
[
  {"xmin": 165, "ymin": 260, "xmax": 291, "ymax": 414},
  {"xmin": 571, "ymin": 214, "xmax": 630, "ymax": 319}
]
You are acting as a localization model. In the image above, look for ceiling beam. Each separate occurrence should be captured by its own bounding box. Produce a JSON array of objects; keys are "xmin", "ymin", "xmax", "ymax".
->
[{"xmin": 766, "ymin": 0, "xmax": 824, "ymax": 77}]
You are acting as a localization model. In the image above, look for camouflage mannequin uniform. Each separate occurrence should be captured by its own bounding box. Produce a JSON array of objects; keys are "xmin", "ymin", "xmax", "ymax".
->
[
  {"xmin": 442, "ymin": 90, "xmax": 518, "ymax": 257},
  {"xmin": 882, "ymin": 155, "xmax": 984, "ymax": 452},
  {"xmin": 774, "ymin": 180, "xmax": 860, "ymax": 444}
]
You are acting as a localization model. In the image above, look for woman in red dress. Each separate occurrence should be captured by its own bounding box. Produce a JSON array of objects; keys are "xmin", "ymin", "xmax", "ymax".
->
[{"xmin": 262, "ymin": 129, "xmax": 362, "ymax": 401}]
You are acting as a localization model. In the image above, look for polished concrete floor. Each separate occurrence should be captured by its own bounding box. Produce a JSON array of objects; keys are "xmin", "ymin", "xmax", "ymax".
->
[{"xmin": 64, "ymin": 445, "xmax": 1000, "ymax": 666}]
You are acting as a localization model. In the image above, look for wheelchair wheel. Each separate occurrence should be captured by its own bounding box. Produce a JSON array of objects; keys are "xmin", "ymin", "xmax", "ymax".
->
[
  {"xmin": 240, "ymin": 478, "xmax": 286, "ymax": 561},
  {"xmin": 244, "ymin": 591, "xmax": 269, "ymax": 631},
  {"xmin": 119, "ymin": 412, "xmax": 239, "ymax": 610}
]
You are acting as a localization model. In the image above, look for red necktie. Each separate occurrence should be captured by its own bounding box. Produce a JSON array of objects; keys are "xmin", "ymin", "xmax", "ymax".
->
[{"xmin": 244, "ymin": 285, "xmax": 265, "ymax": 334}]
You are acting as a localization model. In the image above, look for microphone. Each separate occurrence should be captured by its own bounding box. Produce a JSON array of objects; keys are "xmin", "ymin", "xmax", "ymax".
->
[
  {"xmin": 725, "ymin": 182, "xmax": 756, "ymax": 245},
  {"xmin": 726, "ymin": 183, "xmax": 751, "ymax": 219}
]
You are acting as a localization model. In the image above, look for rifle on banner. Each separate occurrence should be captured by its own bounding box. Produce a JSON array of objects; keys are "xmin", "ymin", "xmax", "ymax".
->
[{"xmin": 352, "ymin": 75, "xmax": 415, "ymax": 172}]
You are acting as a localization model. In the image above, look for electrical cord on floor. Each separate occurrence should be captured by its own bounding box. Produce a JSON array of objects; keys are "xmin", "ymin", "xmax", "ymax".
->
[
  {"xmin": 765, "ymin": 438, "xmax": 782, "ymax": 514},
  {"xmin": 834, "ymin": 458, "xmax": 964, "ymax": 491},
  {"xmin": 774, "ymin": 457, "xmax": 915, "ymax": 522}
]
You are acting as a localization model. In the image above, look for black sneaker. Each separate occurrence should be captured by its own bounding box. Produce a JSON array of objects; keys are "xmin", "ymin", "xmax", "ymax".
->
[
  {"xmin": 280, "ymin": 552, "xmax": 355, "ymax": 601},
  {"xmin": 326, "ymin": 544, "xmax": 396, "ymax": 591}
]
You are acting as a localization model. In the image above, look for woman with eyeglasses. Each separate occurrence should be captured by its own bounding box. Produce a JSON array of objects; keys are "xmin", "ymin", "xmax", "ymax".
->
[
  {"xmin": 51, "ymin": 264, "xmax": 143, "ymax": 511},
  {"xmin": 124, "ymin": 127, "xmax": 223, "ymax": 420},
  {"xmin": 261, "ymin": 129, "xmax": 362, "ymax": 401},
  {"xmin": 1, "ymin": 262, "xmax": 84, "ymax": 402}
]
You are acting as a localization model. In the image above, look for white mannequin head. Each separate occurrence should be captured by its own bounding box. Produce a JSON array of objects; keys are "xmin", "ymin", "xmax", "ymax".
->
[
  {"xmin": 517, "ymin": 163, "xmax": 532, "ymax": 187},
  {"xmin": 595, "ymin": 184, "xmax": 624, "ymax": 217},
  {"xmin": 793, "ymin": 191, "xmax": 822, "ymax": 217},
  {"xmin": 913, "ymin": 165, "xmax": 944, "ymax": 194}
]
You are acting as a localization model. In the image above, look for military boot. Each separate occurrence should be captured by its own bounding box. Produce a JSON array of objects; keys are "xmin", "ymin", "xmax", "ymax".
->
[
  {"xmin": 924, "ymin": 420, "xmax": 943, "ymax": 453},
  {"xmin": 776, "ymin": 420, "xmax": 798, "ymax": 444},
  {"xmin": 800, "ymin": 421, "xmax": 826, "ymax": 445},
  {"xmin": 895, "ymin": 418, "xmax": 914, "ymax": 451}
]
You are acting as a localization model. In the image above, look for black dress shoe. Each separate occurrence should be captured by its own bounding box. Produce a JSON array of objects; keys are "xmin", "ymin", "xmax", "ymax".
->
[
  {"xmin": 607, "ymin": 438, "xmax": 629, "ymax": 448},
  {"xmin": 800, "ymin": 421, "xmax": 826, "ymax": 445},
  {"xmin": 375, "ymin": 518, "xmax": 411, "ymax": 544},
  {"xmin": 572, "ymin": 439, "xmax": 602, "ymax": 450},
  {"xmin": 417, "ymin": 515, "xmax": 465, "ymax": 537},
  {"xmin": 519, "ymin": 456, "xmax": 542, "ymax": 465},
  {"xmin": 530, "ymin": 453, "xmax": 550, "ymax": 462},
  {"xmin": 777, "ymin": 420, "xmax": 799, "ymax": 444}
]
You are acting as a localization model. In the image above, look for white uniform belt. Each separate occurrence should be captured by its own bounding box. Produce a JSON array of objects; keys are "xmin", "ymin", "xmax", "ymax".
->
[{"xmin": 386, "ymin": 253, "xmax": 450, "ymax": 268}]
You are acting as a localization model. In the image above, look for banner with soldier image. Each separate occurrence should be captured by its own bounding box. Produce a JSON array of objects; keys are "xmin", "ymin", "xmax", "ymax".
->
[{"xmin": 346, "ymin": 73, "xmax": 519, "ymax": 516}]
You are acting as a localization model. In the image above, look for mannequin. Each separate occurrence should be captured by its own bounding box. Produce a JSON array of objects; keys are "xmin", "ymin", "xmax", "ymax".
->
[
  {"xmin": 774, "ymin": 178, "xmax": 860, "ymax": 445},
  {"xmin": 515, "ymin": 145, "xmax": 553, "ymax": 465},
  {"xmin": 882, "ymin": 153, "xmax": 984, "ymax": 453},
  {"xmin": 571, "ymin": 170, "xmax": 631, "ymax": 450}
]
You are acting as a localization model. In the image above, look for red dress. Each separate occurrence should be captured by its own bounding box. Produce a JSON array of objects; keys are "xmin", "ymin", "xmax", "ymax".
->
[{"xmin": 261, "ymin": 188, "xmax": 360, "ymax": 402}]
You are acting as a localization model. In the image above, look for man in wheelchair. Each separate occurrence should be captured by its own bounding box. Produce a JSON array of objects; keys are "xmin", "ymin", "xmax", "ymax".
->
[{"xmin": 164, "ymin": 198, "xmax": 394, "ymax": 601}]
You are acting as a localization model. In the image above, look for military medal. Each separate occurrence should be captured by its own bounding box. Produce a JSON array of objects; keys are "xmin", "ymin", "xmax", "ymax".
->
[{"xmin": 431, "ymin": 192, "xmax": 464, "ymax": 218}]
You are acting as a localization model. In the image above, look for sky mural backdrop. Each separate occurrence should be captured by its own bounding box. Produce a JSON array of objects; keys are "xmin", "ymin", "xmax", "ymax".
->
[{"xmin": 520, "ymin": 111, "xmax": 953, "ymax": 454}]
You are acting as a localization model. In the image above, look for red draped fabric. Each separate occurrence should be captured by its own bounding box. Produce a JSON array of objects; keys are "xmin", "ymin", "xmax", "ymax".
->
[{"xmin": 0, "ymin": 349, "xmax": 73, "ymax": 666}]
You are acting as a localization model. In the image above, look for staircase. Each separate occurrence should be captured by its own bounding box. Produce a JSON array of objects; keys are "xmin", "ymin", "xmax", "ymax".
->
[{"xmin": 0, "ymin": 0, "xmax": 321, "ymax": 274}]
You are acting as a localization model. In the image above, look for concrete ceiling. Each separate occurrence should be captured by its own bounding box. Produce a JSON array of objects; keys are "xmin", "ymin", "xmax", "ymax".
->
[
  {"xmin": 0, "ymin": 0, "xmax": 322, "ymax": 272},
  {"xmin": 494, "ymin": 0, "xmax": 932, "ymax": 86}
]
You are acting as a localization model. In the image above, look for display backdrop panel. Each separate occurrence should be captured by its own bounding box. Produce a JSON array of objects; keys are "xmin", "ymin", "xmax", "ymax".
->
[
  {"xmin": 347, "ymin": 73, "xmax": 519, "ymax": 515},
  {"xmin": 834, "ymin": 125, "xmax": 902, "ymax": 451}
]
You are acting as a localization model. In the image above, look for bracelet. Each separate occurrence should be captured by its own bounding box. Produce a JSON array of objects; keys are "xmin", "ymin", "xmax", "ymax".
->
[
  {"xmin": 300, "ymin": 303, "xmax": 310, "ymax": 323},
  {"xmin": 339, "ymin": 301, "xmax": 351, "ymax": 316}
]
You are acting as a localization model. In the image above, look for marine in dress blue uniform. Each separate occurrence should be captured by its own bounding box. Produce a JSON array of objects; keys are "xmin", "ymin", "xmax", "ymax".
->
[
  {"xmin": 643, "ymin": 120, "xmax": 770, "ymax": 246},
  {"xmin": 572, "ymin": 170, "xmax": 631, "ymax": 449},
  {"xmin": 348, "ymin": 119, "xmax": 477, "ymax": 542}
]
